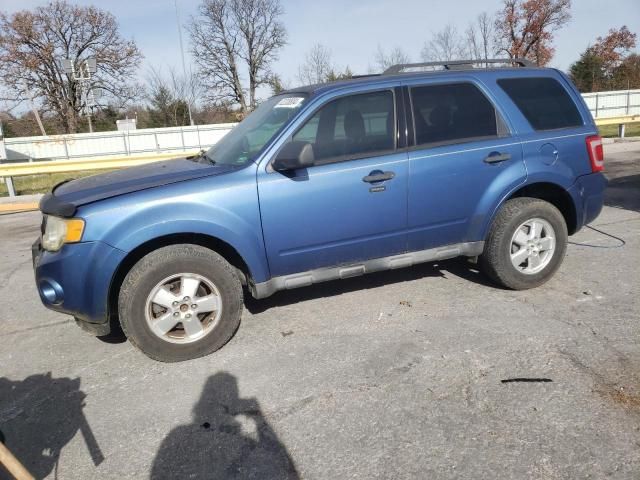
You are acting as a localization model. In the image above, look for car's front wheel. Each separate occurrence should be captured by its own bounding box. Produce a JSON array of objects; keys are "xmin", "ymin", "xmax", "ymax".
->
[
  {"xmin": 118, "ymin": 244, "xmax": 243, "ymax": 362},
  {"xmin": 479, "ymin": 197, "xmax": 568, "ymax": 290}
]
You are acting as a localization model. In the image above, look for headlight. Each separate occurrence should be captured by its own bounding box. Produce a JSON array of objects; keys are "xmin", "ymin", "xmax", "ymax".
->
[{"xmin": 42, "ymin": 216, "xmax": 85, "ymax": 252}]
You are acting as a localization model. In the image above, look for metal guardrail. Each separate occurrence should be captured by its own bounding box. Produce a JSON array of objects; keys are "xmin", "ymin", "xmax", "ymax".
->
[
  {"xmin": 0, "ymin": 151, "xmax": 198, "ymax": 197},
  {"xmin": 1, "ymin": 116, "xmax": 639, "ymax": 198},
  {"xmin": 0, "ymin": 151, "xmax": 197, "ymax": 177},
  {"xmin": 593, "ymin": 114, "xmax": 640, "ymax": 126},
  {"xmin": 0, "ymin": 122, "xmax": 234, "ymax": 197},
  {"xmin": 594, "ymin": 114, "xmax": 640, "ymax": 138}
]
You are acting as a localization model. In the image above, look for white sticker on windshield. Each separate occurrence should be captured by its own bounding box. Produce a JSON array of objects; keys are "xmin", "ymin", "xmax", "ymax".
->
[{"xmin": 275, "ymin": 96, "xmax": 305, "ymax": 108}]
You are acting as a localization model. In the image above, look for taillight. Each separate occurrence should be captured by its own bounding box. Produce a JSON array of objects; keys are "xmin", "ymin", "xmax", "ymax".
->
[{"xmin": 586, "ymin": 135, "xmax": 604, "ymax": 172}]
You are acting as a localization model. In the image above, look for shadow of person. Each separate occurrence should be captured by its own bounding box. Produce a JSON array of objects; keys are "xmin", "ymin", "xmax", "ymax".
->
[
  {"xmin": 151, "ymin": 372, "xmax": 299, "ymax": 480},
  {"xmin": 0, "ymin": 373, "xmax": 103, "ymax": 480}
]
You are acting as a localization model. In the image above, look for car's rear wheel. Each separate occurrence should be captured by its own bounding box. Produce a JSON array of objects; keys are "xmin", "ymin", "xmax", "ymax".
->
[
  {"xmin": 479, "ymin": 197, "xmax": 568, "ymax": 290},
  {"xmin": 119, "ymin": 244, "xmax": 243, "ymax": 362}
]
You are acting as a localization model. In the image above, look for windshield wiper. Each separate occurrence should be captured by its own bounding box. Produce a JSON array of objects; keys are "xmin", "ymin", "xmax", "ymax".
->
[{"xmin": 197, "ymin": 149, "xmax": 215, "ymax": 165}]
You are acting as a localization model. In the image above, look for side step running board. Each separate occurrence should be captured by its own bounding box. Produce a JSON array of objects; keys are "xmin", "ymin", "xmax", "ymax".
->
[{"xmin": 251, "ymin": 241, "xmax": 484, "ymax": 299}]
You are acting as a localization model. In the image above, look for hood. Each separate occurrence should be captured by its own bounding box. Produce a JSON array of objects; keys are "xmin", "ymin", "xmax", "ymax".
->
[{"xmin": 40, "ymin": 156, "xmax": 239, "ymax": 218}]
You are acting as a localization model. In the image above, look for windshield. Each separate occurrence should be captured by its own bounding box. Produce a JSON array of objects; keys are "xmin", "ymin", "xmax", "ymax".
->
[{"xmin": 204, "ymin": 94, "xmax": 308, "ymax": 166}]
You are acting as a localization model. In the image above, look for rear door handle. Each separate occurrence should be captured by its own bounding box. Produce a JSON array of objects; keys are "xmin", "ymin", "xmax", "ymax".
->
[
  {"xmin": 363, "ymin": 171, "xmax": 395, "ymax": 183},
  {"xmin": 484, "ymin": 152, "xmax": 511, "ymax": 164}
]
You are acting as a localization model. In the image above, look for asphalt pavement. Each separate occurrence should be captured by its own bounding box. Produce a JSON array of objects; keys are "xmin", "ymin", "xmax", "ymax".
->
[{"xmin": 1, "ymin": 143, "xmax": 639, "ymax": 479}]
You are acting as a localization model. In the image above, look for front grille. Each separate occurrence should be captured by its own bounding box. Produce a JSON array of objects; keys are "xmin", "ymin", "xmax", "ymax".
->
[{"xmin": 40, "ymin": 215, "xmax": 47, "ymax": 235}]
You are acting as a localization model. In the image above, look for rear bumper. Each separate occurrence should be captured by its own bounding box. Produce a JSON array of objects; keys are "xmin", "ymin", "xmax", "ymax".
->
[
  {"xmin": 568, "ymin": 172, "xmax": 608, "ymax": 232},
  {"xmin": 32, "ymin": 239, "xmax": 126, "ymax": 334}
]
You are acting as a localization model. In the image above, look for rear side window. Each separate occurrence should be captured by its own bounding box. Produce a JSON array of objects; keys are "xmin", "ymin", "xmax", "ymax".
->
[
  {"xmin": 410, "ymin": 83, "xmax": 503, "ymax": 147},
  {"xmin": 498, "ymin": 77, "xmax": 583, "ymax": 131}
]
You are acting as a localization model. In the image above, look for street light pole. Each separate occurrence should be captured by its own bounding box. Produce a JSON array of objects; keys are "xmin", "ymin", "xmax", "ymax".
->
[
  {"xmin": 174, "ymin": 0, "xmax": 195, "ymax": 126},
  {"xmin": 62, "ymin": 58, "xmax": 97, "ymax": 133},
  {"xmin": 86, "ymin": 90, "xmax": 93, "ymax": 133}
]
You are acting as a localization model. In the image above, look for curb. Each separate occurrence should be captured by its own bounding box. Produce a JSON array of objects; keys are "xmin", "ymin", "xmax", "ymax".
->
[
  {"xmin": 0, "ymin": 202, "xmax": 39, "ymax": 214},
  {"xmin": 0, "ymin": 194, "xmax": 42, "ymax": 214},
  {"xmin": 612, "ymin": 136, "xmax": 640, "ymax": 143},
  {"xmin": 602, "ymin": 136, "xmax": 640, "ymax": 144}
]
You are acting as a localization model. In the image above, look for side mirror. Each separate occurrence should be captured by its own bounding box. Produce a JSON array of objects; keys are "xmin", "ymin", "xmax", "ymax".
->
[{"xmin": 272, "ymin": 141, "xmax": 314, "ymax": 171}]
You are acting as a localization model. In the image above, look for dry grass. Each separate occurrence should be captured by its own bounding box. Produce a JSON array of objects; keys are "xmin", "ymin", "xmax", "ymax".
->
[
  {"xmin": 598, "ymin": 123, "xmax": 640, "ymax": 138},
  {"xmin": 0, "ymin": 170, "xmax": 113, "ymax": 197}
]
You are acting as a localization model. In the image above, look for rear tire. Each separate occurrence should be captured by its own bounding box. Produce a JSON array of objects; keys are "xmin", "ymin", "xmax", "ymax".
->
[
  {"xmin": 479, "ymin": 197, "xmax": 568, "ymax": 290},
  {"xmin": 119, "ymin": 244, "xmax": 243, "ymax": 362}
]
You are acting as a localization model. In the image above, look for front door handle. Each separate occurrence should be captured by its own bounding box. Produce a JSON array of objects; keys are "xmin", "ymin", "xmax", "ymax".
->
[
  {"xmin": 363, "ymin": 171, "xmax": 395, "ymax": 183},
  {"xmin": 484, "ymin": 152, "xmax": 511, "ymax": 164}
]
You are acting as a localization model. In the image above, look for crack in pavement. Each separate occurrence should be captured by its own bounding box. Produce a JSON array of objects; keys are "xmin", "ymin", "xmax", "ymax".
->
[{"xmin": 1, "ymin": 318, "xmax": 73, "ymax": 337}]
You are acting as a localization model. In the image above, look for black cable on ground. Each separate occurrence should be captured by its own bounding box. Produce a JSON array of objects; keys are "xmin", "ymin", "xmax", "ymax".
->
[{"xmin": 569, "ymin": 224, "xmax": 626, "ymax": 248}]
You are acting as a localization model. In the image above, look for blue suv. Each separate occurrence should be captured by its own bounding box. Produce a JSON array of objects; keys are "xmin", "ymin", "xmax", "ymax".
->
[{"xmin": 32, "ymin": 59, "xmax": 607, "ymax": 362}]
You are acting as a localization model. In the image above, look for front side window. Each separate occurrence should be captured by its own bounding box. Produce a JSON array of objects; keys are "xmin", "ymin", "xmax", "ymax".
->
[
  {"xmin": 497, "ymin": 77, "xmax": 583, "ymax": 131},
  {"xmin": 410, "ymin": 83, "xmax": 503, "ymax": 147},
  {"xmin": 290, "ymin": 90, "xmax": 395, "ymax": 166}
]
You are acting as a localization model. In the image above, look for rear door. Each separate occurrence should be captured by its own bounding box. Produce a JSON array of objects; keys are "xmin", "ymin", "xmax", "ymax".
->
[
  {"xmin": 404, "ymin": 79, "xmax": 526, "ymax": 251},
  {"xmin": 257, "ymin": 86, "xmax": 409, "ymax": 277}
]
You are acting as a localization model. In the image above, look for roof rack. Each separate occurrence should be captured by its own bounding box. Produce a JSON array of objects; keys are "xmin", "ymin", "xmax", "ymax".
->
[
  {"xmin": 350, "ymin": 73, "xmax": 381, "ymax": 79},
  {"xmin": 383, "ymin": 58, "xmax": 535, "ymax": 75}
]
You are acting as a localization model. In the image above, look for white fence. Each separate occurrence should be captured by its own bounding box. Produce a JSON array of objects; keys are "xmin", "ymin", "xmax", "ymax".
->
[
  {"xmin": 1, "ymin": 123, "xmax": 236, "ymax": 162},
  {"xmin": 582, "ymin": 89, "xmax": 640, "ymax": 119}
]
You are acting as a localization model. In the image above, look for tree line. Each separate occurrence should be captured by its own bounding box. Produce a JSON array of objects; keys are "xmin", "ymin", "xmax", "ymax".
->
[{"xmin": 0, "ymin": 0, "xmax": 638, "ymax": 138}]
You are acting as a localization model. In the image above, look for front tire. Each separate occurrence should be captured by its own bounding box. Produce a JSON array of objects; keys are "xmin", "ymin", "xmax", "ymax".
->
[
  {"xmin": 479, "ymin": 197, "xmax": 568, "ymax": 290},
  {"xmin": 119, "ymin": 244, "xmax": 243, "ymax": 362}
]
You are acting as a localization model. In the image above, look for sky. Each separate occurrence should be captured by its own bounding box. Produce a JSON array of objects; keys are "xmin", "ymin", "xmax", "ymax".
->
[{"xmin": 2, "ymin": 0, "xmax": 640, "ymax": 93}]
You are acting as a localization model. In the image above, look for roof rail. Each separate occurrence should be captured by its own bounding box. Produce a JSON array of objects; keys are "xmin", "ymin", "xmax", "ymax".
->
[
  {"xmin": 350, "ymin": 73, "xmax": 382, "ymax": 79},
  {"xmin": 383, "ymin": 58, "xmax": 535, "ymax": 75}
]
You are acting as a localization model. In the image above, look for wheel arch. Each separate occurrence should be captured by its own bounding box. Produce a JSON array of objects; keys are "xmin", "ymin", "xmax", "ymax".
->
[
  {"xmin": 475, "ymin": 180, "xmax": 578, "ymax": 244},
  {"xmin": 505, "ymin": 182, "xmax": 577, "ymax": 235},
  {"xmin": 107, "ymin": 233, "xmax": 252, "ymax": 332}
]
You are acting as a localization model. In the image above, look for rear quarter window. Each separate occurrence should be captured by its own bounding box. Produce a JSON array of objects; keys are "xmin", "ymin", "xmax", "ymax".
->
[{"xmin": 497, "ymin": 77, "xmax": 583, "ymax": 131}]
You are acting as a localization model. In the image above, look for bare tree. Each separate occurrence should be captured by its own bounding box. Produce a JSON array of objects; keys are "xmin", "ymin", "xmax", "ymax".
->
[
  {"xmin": 466, "ymin": 12, "xmax": 494, "ymax": 64},
  {"xmin": 297, "ymin": 44, "xmax": 334, "ymax": 85},
  {"xmin": 0, "ymin": 1, "xmax": 142, "ymax": 133},
  {"xmin": 494, "ymin": 0, "xmax": 571, "ymax": 66},
  {"xmin": 295, "ymin": 44, "xmax": 353, "ymax": 85},
  {"xmin": 146, "ymin": 68, "xmax": 177, "ymax": 127},
  {"xmin": 169, "ymin": 67, "xmax": 205, "ymax": 117},
  {"xmin": 146, "ymin": 66, "xmax": 205, "ymax": 127},
  {"xmin": 373, "ymin": 45, "xmax": 411, "ymax": 71},
  {"xmin": 234, "ymin": 0, "xmax": 286, "ymax": 109},
  {"xmin": 266, "ymin": 73, "xmax": 287, "ymax": 94},
  {"xmin": 421, "ymin": 25, "xmax": 465, "ymax": 62},
  {"xmin": 189, "ymin": 0, "xmax": 247, "ymax": 110},
  {"xmin": 189, "ymin": 0, "xmax": 286, "ymax": 113},
  {"xmin": 478, "ymin": 12, "xmax": 494, "ymax": 61}
]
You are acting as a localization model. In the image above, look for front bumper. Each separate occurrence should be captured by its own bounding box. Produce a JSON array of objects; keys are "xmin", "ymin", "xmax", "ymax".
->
[{"xmin": 32, "ymin": 239, "xmax": 126, "ymax": 334}]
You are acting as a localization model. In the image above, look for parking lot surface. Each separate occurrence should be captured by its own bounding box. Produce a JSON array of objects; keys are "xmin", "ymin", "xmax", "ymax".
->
[{"xmin": 1, "ymin": 143, "xmax": 639, "ymax": 479}]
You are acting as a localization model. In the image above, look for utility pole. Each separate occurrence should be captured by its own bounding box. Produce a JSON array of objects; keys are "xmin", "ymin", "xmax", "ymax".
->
[
  {"xmin": 23, "ymin": 82, "xmax": 47, "ymax": 136},
  {"xmin": 175, "ymin": 0, "xmax": 195, "ymax": 126}
]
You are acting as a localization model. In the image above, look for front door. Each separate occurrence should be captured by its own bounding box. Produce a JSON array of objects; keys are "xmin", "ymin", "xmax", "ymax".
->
[{"xmin": 258, "ymin": 88, "xmax": 409, "ymax": 277}]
